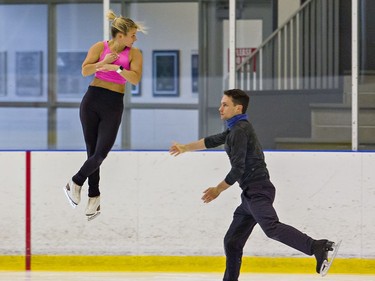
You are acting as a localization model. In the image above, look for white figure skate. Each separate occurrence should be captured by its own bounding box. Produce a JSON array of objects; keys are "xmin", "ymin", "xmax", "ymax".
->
[
  {"xmin": 63, "ymin": 180, "xmax": 82, "ymax": 208},
  {"xmin": 86, "ymin": 196, "xmax": 101, "ymax": 221}
]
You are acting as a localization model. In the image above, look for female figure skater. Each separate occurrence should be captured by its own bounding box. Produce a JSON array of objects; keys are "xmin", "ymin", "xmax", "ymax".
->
[{"xmin": 64, "ymin": 10, "xmax": 145, "ymax": 221}]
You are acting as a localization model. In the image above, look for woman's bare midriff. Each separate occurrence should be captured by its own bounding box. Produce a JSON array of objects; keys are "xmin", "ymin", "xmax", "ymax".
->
[{"xmin": 90, "ymin": 77, "xmax": 125, "ymax": 94}]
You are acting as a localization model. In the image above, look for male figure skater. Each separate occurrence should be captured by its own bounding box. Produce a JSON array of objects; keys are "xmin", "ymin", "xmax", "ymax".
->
[{"xmin": 169, "ymin": 89, "xmax": 339, "ymax": 280}]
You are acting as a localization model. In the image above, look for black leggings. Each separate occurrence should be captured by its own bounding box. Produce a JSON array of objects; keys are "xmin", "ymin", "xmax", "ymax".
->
[{"xmin": 73, "ymin": 86, "xmax": 124, "ymax": 197}]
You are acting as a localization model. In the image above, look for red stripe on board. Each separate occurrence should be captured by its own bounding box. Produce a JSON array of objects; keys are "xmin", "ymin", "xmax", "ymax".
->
[{"xmin": 25, "ymin": 151, "xmax": 31, "ymax": 270}]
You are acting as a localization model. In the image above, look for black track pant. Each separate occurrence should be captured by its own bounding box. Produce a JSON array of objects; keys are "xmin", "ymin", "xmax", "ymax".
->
[
  {"xmin": 72, "ymin": 86, "xmax": 124, "ymax": 197},
  {"xmin": 223, "ymin": 179, "xmax": 315, "ymax": 281}
]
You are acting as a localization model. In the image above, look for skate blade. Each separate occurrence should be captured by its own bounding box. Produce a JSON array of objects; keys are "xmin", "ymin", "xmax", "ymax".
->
[
  {"xmin": 87, "ymin": 212, "xmax": 100, "ymax": 221},
  {"xmin": 320, "ymin": 240, "xmax": 342, "ymax": 277},
  {"xmin": 63, "ymin": 187, "xmax": 78, "ymax": 208}
]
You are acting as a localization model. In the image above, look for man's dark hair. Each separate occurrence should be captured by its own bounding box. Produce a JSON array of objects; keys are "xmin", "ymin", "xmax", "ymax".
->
[{"xmin": 224, "ymin": 89, "xmax": 249, "ymax": 113}]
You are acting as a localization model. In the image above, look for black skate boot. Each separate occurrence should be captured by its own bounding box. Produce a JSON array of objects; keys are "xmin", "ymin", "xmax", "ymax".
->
[{"xmin": 312, "ymin": 240, "xmax": 334, "ymax": 273}]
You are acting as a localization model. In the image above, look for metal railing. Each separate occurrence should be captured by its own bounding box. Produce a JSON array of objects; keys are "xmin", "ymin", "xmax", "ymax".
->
[{"xmin": 235, "ymin": 0, "xmax": 340, "ymax": 91}]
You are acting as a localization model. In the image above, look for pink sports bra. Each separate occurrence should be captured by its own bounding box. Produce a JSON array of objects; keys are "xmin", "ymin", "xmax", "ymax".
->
[{"xmin": 95, "ymin": 41, "xmax": 131, "ymax": 85}]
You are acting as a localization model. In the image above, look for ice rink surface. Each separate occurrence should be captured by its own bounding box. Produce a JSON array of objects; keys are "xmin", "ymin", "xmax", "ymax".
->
[{"xmin": 0, "ymin": 272, "xmax": 374, "ymax": 281}]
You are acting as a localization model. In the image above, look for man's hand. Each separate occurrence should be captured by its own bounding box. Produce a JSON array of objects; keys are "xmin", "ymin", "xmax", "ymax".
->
[
  {"xmin": 201, "ymin": 187, "xmax": 221, "ymax": 203},
  {"xmin": 169, "ymin": 139, "xmax": 206, "ymax": 156},
  {"xmin": 201, "ymin": 181, "xmax": 231, "ymax": 203},
  {"xmin": 169, "ymin": 142, "xmax": 187, "ymax": 156}
]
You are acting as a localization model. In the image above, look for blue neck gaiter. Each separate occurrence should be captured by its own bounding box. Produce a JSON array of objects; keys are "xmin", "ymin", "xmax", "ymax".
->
[{"xmin": 226, "ymin": 114, "xmax": 248, "ymax": 129}]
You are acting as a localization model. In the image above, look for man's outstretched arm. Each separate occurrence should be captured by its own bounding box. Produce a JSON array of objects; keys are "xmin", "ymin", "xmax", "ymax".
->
[{"xmin": 169, "ymin": 138, "xmax": 206, "ymax": 156}]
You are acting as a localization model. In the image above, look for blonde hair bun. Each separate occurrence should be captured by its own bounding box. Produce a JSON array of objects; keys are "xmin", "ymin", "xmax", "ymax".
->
[{"xmin": 107, "ymin": 9, "xmax": 147, "ymax": 35}]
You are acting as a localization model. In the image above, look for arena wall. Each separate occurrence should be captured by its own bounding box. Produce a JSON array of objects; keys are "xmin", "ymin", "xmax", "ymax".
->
[{"xmin": 0, "ymin": 151, "xmax": 374, "ymax": 272}]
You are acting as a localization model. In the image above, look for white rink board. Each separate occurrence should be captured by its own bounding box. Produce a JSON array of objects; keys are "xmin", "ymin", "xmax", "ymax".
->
[
  {"xmin": 0, "ymin": 151, "xmax": 374, "ymax": 258},
  {"xmin": 0, "ymin": 152, "xmax": 25, "ymax": 254}
]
